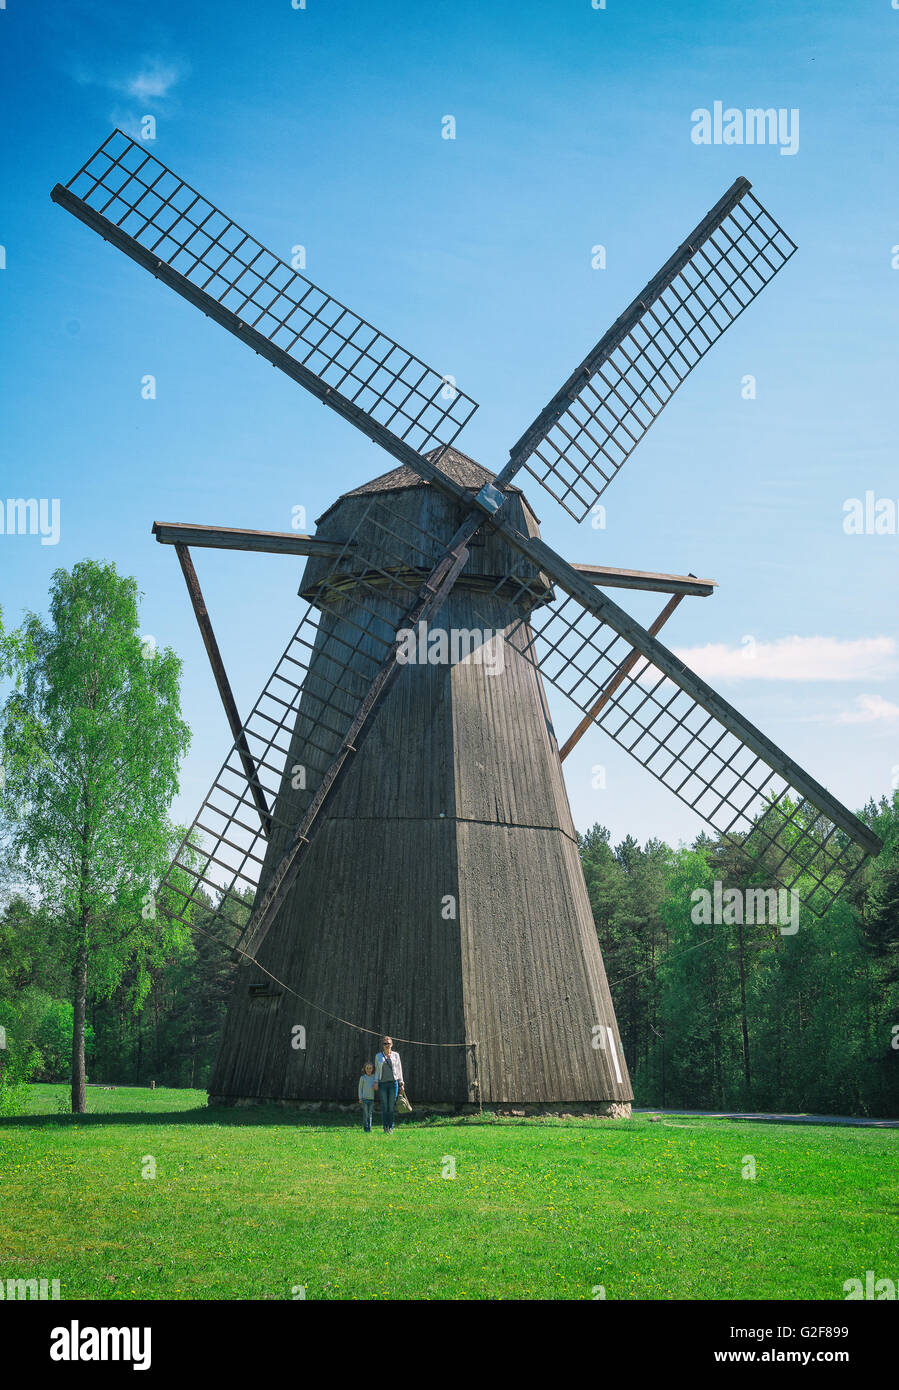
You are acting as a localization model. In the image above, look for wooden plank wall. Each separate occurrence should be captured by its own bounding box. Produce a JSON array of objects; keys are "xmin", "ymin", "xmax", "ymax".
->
[{"xmin": 209, "ymin": 469, "xmax": 632, "ymax": 1105}]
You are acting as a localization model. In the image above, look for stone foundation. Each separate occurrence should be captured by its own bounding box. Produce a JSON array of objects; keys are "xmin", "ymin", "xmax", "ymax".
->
[{"xmin": 208, "ymin": 1095, "xmax": 631, "ymax": 1119}]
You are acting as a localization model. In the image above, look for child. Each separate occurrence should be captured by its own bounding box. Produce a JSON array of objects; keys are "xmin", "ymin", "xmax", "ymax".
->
[{"xmin": 358, "ymin": 1062, "xmax": 376, "ymax": 1132}]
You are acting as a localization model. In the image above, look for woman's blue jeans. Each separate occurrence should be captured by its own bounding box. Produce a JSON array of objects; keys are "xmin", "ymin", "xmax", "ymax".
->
[{"xmin": 379, "ymin": 1081, "xmax": 398, "ymax": 1131}]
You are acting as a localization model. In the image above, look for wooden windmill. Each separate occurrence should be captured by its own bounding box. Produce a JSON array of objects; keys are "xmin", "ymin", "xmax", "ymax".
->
[{"xmin": 53, "ymin": 132, "xmax": 881, "ymax": 1111}]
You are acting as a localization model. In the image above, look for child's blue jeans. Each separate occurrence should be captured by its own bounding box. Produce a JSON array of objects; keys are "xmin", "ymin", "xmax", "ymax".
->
[{"xmin": 361, "ymin": 1099, "xmax": 374, "ymax": 1132}]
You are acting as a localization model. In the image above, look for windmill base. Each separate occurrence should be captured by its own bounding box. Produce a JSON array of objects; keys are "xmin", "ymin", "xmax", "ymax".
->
[{"xmin": 208, "ymin": 1095, "xmax": 631, "ymax": 1119}]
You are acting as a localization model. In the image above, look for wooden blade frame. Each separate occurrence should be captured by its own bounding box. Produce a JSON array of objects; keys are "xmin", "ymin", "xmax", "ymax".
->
[
  {"xmin": 52, "ymin": 130, "xmax": 478, "ymax": 461},
  {"xmin": 508, "ymin": 180, "xmax": 798, "ymax": 520}
]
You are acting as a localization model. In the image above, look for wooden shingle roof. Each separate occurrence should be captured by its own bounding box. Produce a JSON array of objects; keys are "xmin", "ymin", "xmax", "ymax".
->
[
  {"xmin": 317, "ymin": 447, "xmax": 536, "ymax": 526},
  {"xmin": 345, "ymin": 447, "xmax": 523, "ymax": 497}
]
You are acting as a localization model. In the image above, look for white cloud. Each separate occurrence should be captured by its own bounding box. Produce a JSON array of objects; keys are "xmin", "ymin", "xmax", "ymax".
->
[
  {"xmin": 672, "ymin": 635, "xmax": 898, "ymax": 682},
  {"xmin": 119, "ymin": 62, "xmax": 183, "ymax": 101},
  {"xmin": 832, "ymin": 694, "xmax": 899, "ymax": 725},
  {"xmin": 70, "ymin": 57, "xmax": 186, "ymax": 104}
]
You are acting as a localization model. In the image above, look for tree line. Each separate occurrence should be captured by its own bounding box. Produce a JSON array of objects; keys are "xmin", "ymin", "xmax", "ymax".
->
[
  {"xmin": 1, "ymin": 559, "xmax": 896, "ymax": 1117},
  {"xmin": 581, "ymin": 795, "xmax": 899, "ymax": 1116},
  {"xmin": 3, "ymin": 800, "xmax": 896, "ymax": 1115}
]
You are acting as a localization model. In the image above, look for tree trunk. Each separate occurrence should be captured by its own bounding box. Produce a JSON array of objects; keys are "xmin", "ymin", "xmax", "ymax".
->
[
  {"xmin": 71, "ymin": 940, "xmax": 88, "ymax": 1114},
  {"xmin": 710, "ymin": 965, "xmax": 724, "ymax": 1107},
  {"xmin": 72, "ymin": 821, "xmax": 92, "ymax": 1115},
  {"xmin": 737, "ymin": 917, "xmax": 752, "ymax": 1100},
  {"xmin": 153, "ymin": 985, "xmax": 160, "ymax": 1070}
]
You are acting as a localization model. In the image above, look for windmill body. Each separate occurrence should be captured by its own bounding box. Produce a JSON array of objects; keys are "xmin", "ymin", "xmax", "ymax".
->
[
  {"xmin": 209, "ymin": 454, "xmax": 633, "ymax": 1109},
  {"xmin": 51, "ymin": 131, "xmax": 882, "ymax": 1119}
]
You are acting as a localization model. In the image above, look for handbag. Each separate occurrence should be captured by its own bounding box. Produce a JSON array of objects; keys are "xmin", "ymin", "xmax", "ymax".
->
[{"xmin": 395, "ymin": 1091, "xmax": 412, "ymax": 1114}]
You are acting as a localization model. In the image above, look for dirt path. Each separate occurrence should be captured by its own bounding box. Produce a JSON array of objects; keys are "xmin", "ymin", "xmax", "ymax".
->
[{"xmin": 633, "ymin": 1108, "xmax": 898, "ymax": 1128}]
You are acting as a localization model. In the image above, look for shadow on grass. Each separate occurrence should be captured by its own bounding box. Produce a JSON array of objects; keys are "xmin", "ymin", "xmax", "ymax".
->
[
  {"xmin": 0, "ymin": 1107, "xmax": 643, "ymax": 1133},
  {"xmin": 0, "ymin": 1107, "xmax": 364, "ymax": 1130}
]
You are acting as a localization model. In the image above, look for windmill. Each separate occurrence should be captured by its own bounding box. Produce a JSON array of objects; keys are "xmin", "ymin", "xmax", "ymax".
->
[{"xmin": 52, "ymin": 131, "xmax": 882, "ymax": 1113}]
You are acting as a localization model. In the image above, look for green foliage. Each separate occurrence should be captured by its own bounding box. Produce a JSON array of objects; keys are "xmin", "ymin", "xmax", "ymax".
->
[
  {"xmin": 579, "ymin": 796, "xmax": 899, "ymax": 1117},
  {"xmin": 0, "ymin": 1017, "xmax": 39, "ymax": 1117},
  {"xmin": 86, "ymin": 892, "xmax": 242, "ymax": 1089},
  {"xmin": 0, "ymin": 561, "xmax": 191, "ymax": 1111},
  {"xmin": 1, "ymin": 561, "xmax": 190, "ymax": 945},
  {"xmin": 0, "ymin": 1069, "xmax": 33, "ymax": 1118},
  {"xmin": 35, "ymin": 998, "xmax": 86, "ymax": 1079}
]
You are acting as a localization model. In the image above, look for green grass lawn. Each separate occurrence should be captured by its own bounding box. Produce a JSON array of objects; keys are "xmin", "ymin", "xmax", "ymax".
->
[{"xmin": 0, "ymin": 1084, "xmax": 895, "ymax": 1300}]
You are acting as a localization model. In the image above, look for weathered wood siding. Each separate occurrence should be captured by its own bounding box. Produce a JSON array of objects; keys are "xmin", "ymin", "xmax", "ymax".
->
[{"xmin": 209, "ymin": 458, "xmax": 632, "ymax": 1105}]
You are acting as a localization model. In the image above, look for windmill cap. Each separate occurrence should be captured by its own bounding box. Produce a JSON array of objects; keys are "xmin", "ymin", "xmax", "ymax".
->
[{"xmin": 314, "ymin": 446, "xmax": 539, "ymax": 528}]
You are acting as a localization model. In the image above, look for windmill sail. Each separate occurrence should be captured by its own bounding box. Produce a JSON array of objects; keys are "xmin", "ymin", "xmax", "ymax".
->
[
  {"xmin": 52, "ymin": 130, "xmax": 478, "ymax": 459},
  {"xmin": 509, "ymin": 179, "xmax": 797, "ymax": 520},
  {"xmin": 470, "ymin": 536, "xmax": 881, "ymax": 915}
]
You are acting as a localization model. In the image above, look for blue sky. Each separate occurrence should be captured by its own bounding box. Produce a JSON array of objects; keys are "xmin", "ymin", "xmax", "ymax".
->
[{"xmin": 1, "ymin": 0, "xmax": 897, "ymax": 847}]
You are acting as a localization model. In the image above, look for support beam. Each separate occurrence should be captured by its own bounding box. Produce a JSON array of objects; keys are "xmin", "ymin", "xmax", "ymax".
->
[
  {"xmin": 559, "ymin": 593, "xmax": 685, "ymax": 761},
  {"xmin": 570, "ymin": 564, "xmax": 715, "ymax": 597},
  {"xmin": 173, "ymin": 544, "xmax": 273, "ymax": 838},
  {"xmin": 153, "ymin": 521, "xmax": 350, "ymax": 558}
]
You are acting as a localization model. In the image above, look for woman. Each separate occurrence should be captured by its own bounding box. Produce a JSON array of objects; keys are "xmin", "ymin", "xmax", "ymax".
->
[{"xmin": 373, "ymin": 1036, "xmax": 404, "ymax": 1134}]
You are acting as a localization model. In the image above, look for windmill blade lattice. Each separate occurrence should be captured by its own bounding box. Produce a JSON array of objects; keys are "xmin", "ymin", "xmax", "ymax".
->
[
  {"xmin": 53, "ymin": 130, "xmax": 478, "ymax": 457},
  {"xmin": 470, "ymin": 556, "xmax": 878, "ymax": 916},
  {"xmin": 161, "ymin": 496, "xmax": 458, "ymax": 943},
  {"xmin": 51, "ymin": 134, "xmax": 878, "ymax": 921},
  {"xmin": 510, "ymin": 181, "xmax": 797, "ymax": 521}
]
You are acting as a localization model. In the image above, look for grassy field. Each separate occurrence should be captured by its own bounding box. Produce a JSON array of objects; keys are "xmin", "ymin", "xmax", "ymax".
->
[{"xmin": 0, "ymin": 1084, "xmax": 895, "ymax": 1300}]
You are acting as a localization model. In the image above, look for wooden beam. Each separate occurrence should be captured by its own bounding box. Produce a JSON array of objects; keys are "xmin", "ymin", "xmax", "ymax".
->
[
  {"xmin": 154, "ymin": 524, "xmax": 713, "ymax": 595},
  {"xmin": 559, "ymin": 593, "xmax": 685, "ymax": 761},
  {"xmin": 153, "ymin": 521, "xmax": 349, "ymax": 558},
  {"xmin": 173, "ymin": 544, "xmax": 273, "ymax": 838},
  {"xmin": 570, "ymin": 564, "xmax": 715, "ymax": 597}
]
